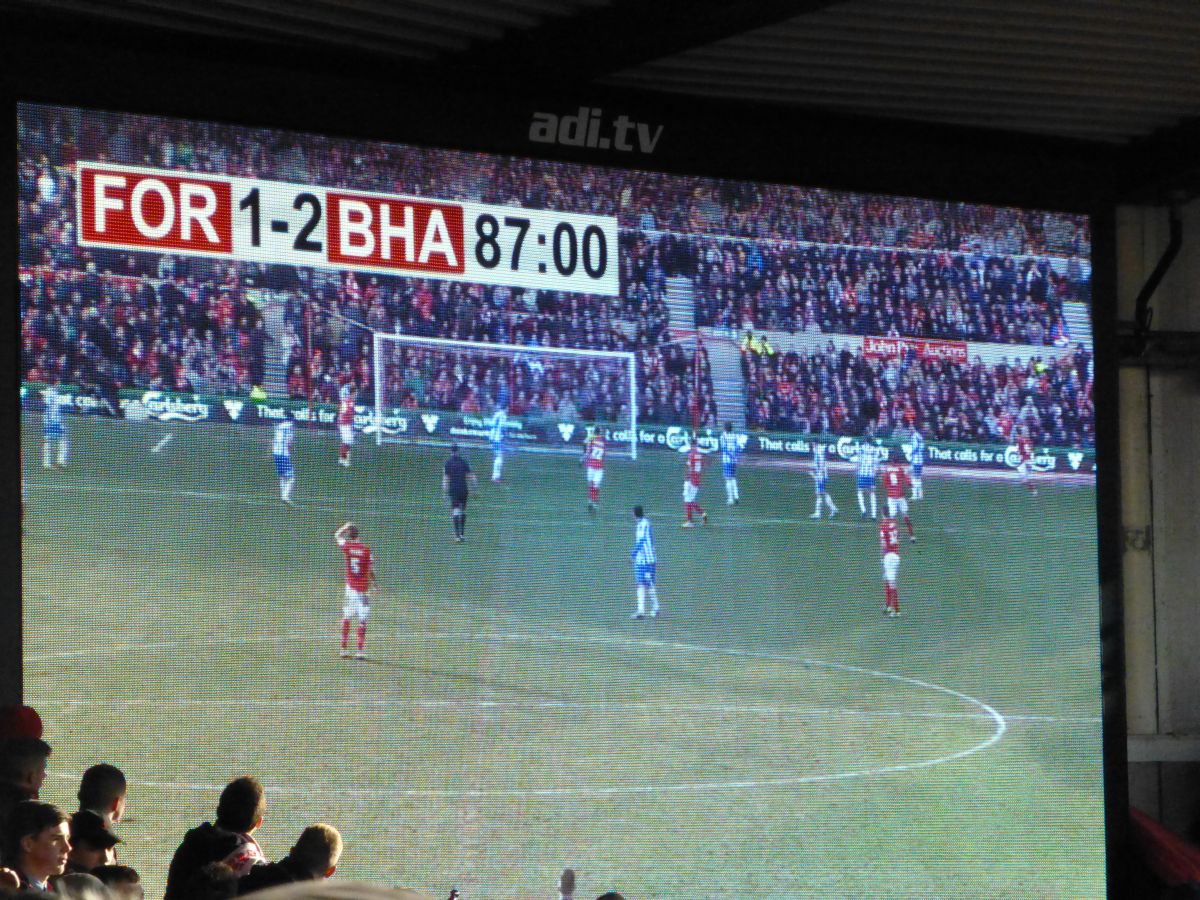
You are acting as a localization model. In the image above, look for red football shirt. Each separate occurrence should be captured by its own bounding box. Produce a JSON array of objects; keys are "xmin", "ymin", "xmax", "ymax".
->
[
  {"xmin": 883, "ymin": 465, "xmax": 910, "ymax": 499},
  {"xmin": 686, "ymin": 448, "xmax": 703, "ymax": 486},
  {"xmin": 341, "ymin": 541, "xmax": 372, "ymax": 592},
  {"xmin": 879, "ymin": 519, "xmax": 900, "ymax": 556},
  {"xmin": 584, "ymin": 435, "xmax": 606, "ymax": 470}
]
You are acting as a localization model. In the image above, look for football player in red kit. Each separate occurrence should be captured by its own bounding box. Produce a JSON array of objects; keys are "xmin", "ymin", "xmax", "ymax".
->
[
  {"xmin": 882, "ymin": 461, "xmax": 916, "ymax": 542},
  {"xmin": 335, "ymin": 521, "xmax": 375, "ymax": 658},
  {"xmin": 880, "ymin": 517, "xmax": 902, "ymax": 618},
  {"xmin": 582, "ymin": 426, "xmax": 605, "ymax": 513},
  {"xmin": 681, "ymin": 440, "xmax": 708, "ymax": 527},
  {"xmin": 1016, "ymin": 427, "xmax": 1037, "ymax": 495}
]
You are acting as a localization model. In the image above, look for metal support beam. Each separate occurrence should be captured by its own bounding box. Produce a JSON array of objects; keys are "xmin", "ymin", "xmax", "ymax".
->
[
  {"xmin": 1117, "ymin": 328, "xmax": 1200, "ymax": 369},
  {"xmin": 1129, "ymin": 735, "xmax": 1200, "ymax": 764},
  {"xmin": 1125, "ymin": 205, "xmax": 1183, "ymax": 360}
]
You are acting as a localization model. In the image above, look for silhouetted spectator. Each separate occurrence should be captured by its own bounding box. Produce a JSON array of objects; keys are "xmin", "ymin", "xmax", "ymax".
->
[
  {"xmin": 164, "ymin": 777, "xmax": 268, "ymax": 900},
  {"xmin": 66, "ymin": 811, "xmax": 119, "ymax": 874},
  {"xmin": 191, "ymin": 862, "xmax": 239, "ymax": 900},
  {"xmin": 238, "ymin": 824, "xmax": 342, "ymax": 895},
  {"xmin": 92, "ymin": 864, "xmax": 143, "ymax": 900},
  {"xmin": 54, "ymin": 871, "xmax": 112, "ymax": 900},
  {"xmin": 76, "ymin": 765, "xmax": 127, "ymax": 830}
]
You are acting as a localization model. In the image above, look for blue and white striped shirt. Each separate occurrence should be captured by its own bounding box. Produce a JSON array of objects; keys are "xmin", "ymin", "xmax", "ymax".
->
[
  {"xmin": 718, "ymin": 431, "xmax": 740, "ymax": 467},
  {"xmin": 43, "ymin": 387, "xmax": 68, "ymax": 434},
  {"xmin": 488, "ymin": 410, "xmax": 507, "ymax": 446},
  {"xmin": 909, "ymin": 430, "xmax": 925, "ymax": 468},
  {"xmin": 813, "ymin": 444, "xmax": 828, "ymax": 480},
  {"xmin": 633, "ymin": 517, "xmax": 656, "ymax": 566},
  {"xmin": 273, "ymin": 420, "xmax": 294, "ymax": 458},
  {"xmin": 856, "ymin": 442, "xmax": 883, "ymax": 479}
]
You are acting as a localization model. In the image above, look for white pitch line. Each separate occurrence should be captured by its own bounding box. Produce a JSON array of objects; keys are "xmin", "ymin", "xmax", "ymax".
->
[
  {"xmin": 25, "ymin": 628, "xmax": 1089, "ymax": 724},
  {"xmin": 29, "ymin": 625, "xmax": 1017, "ymax": 799},
  {"xmin": 150, "ymin": 433, "xmax": 174, "ymax": 453},
  {"xmin": 25, "ymin": 481, "xmax": 408, "ymax": 514},
  {"xmin": 30, "ymin": 695, "xmax": 1098, "ymax": 725},
  {"xmin": 22, "ymin": 480, "xmax": 1034, "ymax": 538}
]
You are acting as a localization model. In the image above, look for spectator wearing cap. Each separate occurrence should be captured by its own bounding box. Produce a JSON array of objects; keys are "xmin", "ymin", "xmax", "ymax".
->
[
  {"xmin": 4, "ymin": 800, "xmax": 70, "ymax": 892},
  {"xmin": 66, "ymin": 810, "xmax": 120, "ymax": 874},
  {"xmin": 93, "ymin": 864, "xmax": 144, "ymax": 900},
  {"xmin": 77, "ymin": 763, "xmax": 128, "ymax": 831},
  {"xmin": 165, "ymin": 776, "xmax": 268, "ymax": 900},
  {"xmin": 0, "ymin": 706, "xmax": 43, "ymax": 743},
  {"xmin": 237, "ymin": 824, "xmax": 342, "ymax": 895}
]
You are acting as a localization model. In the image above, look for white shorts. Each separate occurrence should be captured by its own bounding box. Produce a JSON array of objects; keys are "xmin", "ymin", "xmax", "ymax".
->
[
  {"xmin": 887, "ymin": 497, "xmax": 909, "ymax": 518},
  {"xmin": 1017, "ymin": 461, "xmax": 1030, "ymax": 479},
  {"xmin": 586, "ymin": 467, "xmax": 604, "ymax": 487},
  {"xmin": 339, "ymin": 424, "xmax": 355, "ymax": 446},
  {"xmin": 683, "ymin": 481, "xmax": 699, "ymax": 503},
  {"xmin": 343, "ymin": 586, "xmax": 370, "ymax": 621},
  {"xmin": 882, "ymin": 552, "xmax": 900, "ymax": 585}
]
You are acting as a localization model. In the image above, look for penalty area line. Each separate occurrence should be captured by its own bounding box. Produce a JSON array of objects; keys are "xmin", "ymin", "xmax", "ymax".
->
[{"xmin": 150, "ymin": 434, "xmax": 174, "ymax": 453}]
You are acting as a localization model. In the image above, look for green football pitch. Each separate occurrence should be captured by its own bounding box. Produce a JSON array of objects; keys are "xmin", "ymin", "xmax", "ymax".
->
[{"xmin": 22, "ymin": 414, "xmax": 1105, "ymax": 899}]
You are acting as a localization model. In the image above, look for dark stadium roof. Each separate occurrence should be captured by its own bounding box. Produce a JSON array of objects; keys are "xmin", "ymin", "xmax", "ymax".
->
[{"xmin": 4, "ymin": 0, "xmax": 1200, "ymax": 201}]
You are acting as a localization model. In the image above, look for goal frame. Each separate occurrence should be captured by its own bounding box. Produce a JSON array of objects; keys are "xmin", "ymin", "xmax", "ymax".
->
[{"xmin": 371, "ymin": 331, "xmax": 638, "ymax": 459}]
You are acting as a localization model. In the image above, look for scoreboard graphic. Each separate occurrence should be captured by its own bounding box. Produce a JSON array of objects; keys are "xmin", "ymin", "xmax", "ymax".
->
[{"xmin": 77, "ymin": 161, "xmax": 620, "ymax": 297}]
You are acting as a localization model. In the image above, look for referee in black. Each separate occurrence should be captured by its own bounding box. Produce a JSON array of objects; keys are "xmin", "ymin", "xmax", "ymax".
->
[{"xmin": 442, "ymin": 443, "xmax": 477, "ymax": 542}]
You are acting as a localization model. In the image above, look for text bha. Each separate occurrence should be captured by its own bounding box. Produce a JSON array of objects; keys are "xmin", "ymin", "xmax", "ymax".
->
[
  {"xmin": 326, "ymin": 192, "xmax": 465, "ymax": 274},
  {"xmin": 79, "ymin": 165, "xmax": 233, "ymax": 254}
]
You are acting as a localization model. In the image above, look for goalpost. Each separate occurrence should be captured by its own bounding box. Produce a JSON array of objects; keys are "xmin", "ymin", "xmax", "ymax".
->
[{"xmin": 371, "ymin": 332, "xmax": 639, "ymax": 459}]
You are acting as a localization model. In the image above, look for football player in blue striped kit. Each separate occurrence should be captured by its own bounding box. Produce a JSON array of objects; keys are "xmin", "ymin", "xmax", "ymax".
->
[
  {"xmin": 809, "ymin": 440, "xmax": 839, "ymax": 519},
  {"xmin": 488, "ymin": 406, "xmax": 507, "ymax": 483},
  {"xmin": 856, "ymin": 439, "xmax": 884, "ymax": 520},
  {"xmin": 42, "ymin": 379, "xmax": 70, "ymax": 469},
  {"xmin": 631, "ymin": 505, "xmax": 660, "ymax": 620},
  {"xmin": 718, "ymin": 422, "xmax": 741, "ymax": 506},
  {"xmin": 908, "ymin": 423, "xmax": 926, "ymax": 500},
  {"xmin": 273, "ymin": 413, "xmax": 296, "ymax": 505}
]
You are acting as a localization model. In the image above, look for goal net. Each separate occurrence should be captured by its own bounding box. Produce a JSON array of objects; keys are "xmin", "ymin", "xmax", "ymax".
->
[{"xmin": 371, "ymin": 332, "xmax": 639, "ymax": 459}]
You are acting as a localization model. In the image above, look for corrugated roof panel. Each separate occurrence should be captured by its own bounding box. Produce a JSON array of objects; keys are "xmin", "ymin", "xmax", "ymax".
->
[
  {"xmin": 8, "ymin": 0, "xmax": 614, "ymax": 60},
  {"xmin": 607, "ymin": 0, "xmax": 1200, "ymax": 142}
]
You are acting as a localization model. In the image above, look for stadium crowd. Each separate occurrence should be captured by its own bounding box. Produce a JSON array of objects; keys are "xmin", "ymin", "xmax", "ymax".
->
[
  {"xmin": 18, "ymin": 104, "xmax": 1089, "ymax": 442},
  {"xmin": 0, "ymin": 710, "xmax": 623, "ymax": 899},
  {"xmin": 20, "ymin": 265, "xmax": 270, "ymax": 408},
  {"xmin": 742, "ymin": 342, "xmax": 1095, "ymax": 448},
  {"xmin": 17, "ymin": 106, "xmax": 1090, "ymax": 257},
  {"xmin": 692, "ymin": 240, "xmax": 1086, "ymax": 347}
]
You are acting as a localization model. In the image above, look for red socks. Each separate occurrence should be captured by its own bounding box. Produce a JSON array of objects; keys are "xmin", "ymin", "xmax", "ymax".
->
[{"xmin": 885, "ymin": 584, "xmax": 900, "ymax": 612}]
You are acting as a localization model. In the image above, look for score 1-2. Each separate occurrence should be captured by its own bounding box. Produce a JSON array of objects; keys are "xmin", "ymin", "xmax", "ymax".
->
[{"xmin": 238, "ymin": 187, "xmax": 323, "ymax": 254}]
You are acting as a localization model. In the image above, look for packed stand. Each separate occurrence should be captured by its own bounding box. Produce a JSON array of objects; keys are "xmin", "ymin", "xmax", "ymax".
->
[
  {"xmin": 692, "ymin": 239, "xmax": 1087, "ymax": 347},
  {"xmin": 18, "ymin": 109, "xmax": 715, "ymax": 429},
  {"xmin": 742, "ymin": 343, "xmax": 1094, "ymax": 448},
  {"xmin": 19, "ymin": 106, "xmax": 1087, "ymax": 433}
]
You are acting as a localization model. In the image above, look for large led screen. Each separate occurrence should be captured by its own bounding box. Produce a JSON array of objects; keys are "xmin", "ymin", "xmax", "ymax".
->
[{"xmin": 18, "ymin": 102, "xmax": 1102, "ymax": 899}]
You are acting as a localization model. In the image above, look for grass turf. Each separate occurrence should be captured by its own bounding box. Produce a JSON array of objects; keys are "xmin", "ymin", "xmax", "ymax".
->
[{"xmin": 23, "ymin": 414, "xmax": 1104, "ymax": 899}]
